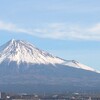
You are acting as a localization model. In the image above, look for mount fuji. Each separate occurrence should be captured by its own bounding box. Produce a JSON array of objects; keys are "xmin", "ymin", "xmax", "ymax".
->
[
  {"xmin": 0, "ymin": 39, "xmax": 97, "ymax": 72},
  {"xmin": 0, "ymin": 39, "xmax": 100, "ymax": 93}
]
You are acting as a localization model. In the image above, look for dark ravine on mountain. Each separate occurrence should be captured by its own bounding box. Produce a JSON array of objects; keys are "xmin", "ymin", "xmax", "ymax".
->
[{"xmin": 0, "ymin": 39, "xmax": 100, "ymax": 93}]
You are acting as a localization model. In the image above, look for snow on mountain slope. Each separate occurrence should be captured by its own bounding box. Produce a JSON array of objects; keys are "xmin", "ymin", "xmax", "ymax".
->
[
  {"xmin": 63, "ymin": 60, "xmax": 98, "ymax": 72},
  {"xmin": 0, "ymin": 39, "xmax": 98, "ymax": 73}
]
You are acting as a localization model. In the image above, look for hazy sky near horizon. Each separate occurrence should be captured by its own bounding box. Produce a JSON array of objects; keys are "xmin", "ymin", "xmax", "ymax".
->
[{"xmin": 0, "ymin": 0, "xmax": 100, "ymax": 70}]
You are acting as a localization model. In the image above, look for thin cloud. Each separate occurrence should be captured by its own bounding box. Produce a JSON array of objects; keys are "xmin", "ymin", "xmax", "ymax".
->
[
  {"xmin": 0, "ymin": 20, "xmax": 100, "ymax": 41},
  {"xmin": 33, "ymin": 23, "xmax": 100, "ymax": 40},
  {"xmin": 0, "ymin": 21, "xmax": 28, "ymax": 33}
]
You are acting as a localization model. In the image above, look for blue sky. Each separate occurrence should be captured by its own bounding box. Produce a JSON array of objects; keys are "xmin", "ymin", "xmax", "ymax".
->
[{"xmin": 0, "ymin": 0, "xmax": 100, "ymax": 70}]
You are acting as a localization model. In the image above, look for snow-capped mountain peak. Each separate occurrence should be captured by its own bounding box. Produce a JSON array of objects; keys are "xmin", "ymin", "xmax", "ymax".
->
[
  {"xmin": 0, "ymin": 39, "xmax": 65, "ymax": 65},
  {"xmin": 0, "ymin": 39, "xmax": 98, "ymax": 73}
]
